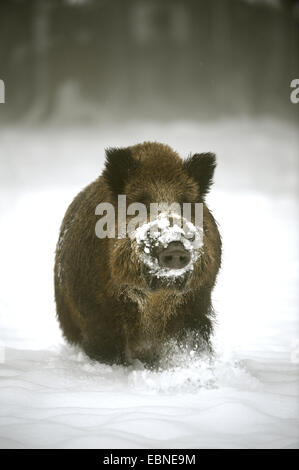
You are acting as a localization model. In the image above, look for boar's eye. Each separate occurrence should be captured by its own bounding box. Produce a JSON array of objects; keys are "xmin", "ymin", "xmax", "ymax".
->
[
  {"xmin": 183, "ymin": 152, "xmax": 216, "ymax": 198},
  {"xmin": 103, "ymin": 147, "xmax": 138, "ymax": 195},
  {"xmin": 135, "ymin": 192, "xmax": 151, "ymax": 205}
]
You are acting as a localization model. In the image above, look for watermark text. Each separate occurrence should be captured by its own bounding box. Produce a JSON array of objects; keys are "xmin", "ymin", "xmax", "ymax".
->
[
  {"xmin": 0, "ymin": 79, "xmax": 5, "ymax": 104},
  {"xmin": 95, "ymin": 195, "xmax": 203, "ymax": 241},
  {"xmin": 290, "ymin": 78, "xmax": 299, "ymax": 104}
]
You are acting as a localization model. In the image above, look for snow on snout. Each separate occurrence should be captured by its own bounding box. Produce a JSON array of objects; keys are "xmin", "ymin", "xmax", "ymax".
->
[{"xmin": 132, "ymin": 212, "xmax": 203, "ymax": 279}]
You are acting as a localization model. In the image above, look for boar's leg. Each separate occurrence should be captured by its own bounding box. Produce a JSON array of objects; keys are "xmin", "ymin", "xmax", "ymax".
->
[
  {"xmin": 81, "ymin": 327, "xmax": 126, "ymax": 365},
  {"xmin": 54, "ymin": 285, "xmax": 83, "ymax": 345}
]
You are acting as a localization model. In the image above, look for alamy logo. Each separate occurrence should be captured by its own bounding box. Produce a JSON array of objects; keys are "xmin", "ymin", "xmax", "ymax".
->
[
  {"xmin": 290, "ymin": 79, "xmax": 299, "ymax": 104},
  {"xmin": 95, "ymin": 195, "xmax": 203, "ymax": 246},
  {"xmin": 0, "ymin": 79, "xmax": 5, "ymax": 104}
]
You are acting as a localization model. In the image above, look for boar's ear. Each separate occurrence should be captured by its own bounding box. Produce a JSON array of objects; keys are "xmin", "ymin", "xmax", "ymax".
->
[
  {"xmin": 183, "ymin": 152, "xmax": 216, "ymax": 198},
  {"xmin": 103, "ymin": 147, "xmax": 138, "ymax": 195}
]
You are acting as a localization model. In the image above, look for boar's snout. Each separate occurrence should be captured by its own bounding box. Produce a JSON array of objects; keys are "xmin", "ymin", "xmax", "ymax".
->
[{"xmin": 158, "ymin": 241, "xmax": 191, "ymax": 270}]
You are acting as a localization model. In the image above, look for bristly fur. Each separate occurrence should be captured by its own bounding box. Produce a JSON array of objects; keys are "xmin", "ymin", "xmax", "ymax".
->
[
  {"xmin": 54, "ymin": 142, "xmax": 222, "ymax": 366},
  {"xmin": 183, "ymin": 152, "xmax": 216, "ymax": 198},
  {"xmin": 103, "ymin": 147, "xmax": 139, "ymax": 195}
]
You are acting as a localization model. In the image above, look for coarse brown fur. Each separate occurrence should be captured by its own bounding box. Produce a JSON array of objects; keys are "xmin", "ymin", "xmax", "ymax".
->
[{"xmin": 54, "ymin": 142, "xmax": 222, "ymax": 366}]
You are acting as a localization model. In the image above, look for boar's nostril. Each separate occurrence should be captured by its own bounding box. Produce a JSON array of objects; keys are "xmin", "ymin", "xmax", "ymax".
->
[{"xmin": 158, "ymin": 242, "xmax": 191, "ymax": 270}]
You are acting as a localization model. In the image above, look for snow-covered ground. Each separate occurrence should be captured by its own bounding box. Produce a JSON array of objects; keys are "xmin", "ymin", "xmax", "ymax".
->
[{"xmin": 0, "ymin": 119, "xmax": 298, "ymax": 448}]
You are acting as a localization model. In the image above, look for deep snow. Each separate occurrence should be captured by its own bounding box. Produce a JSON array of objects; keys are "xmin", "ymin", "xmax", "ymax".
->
[{"xmin": 0, "ymin": 119, "xmax": 298, "ymax": 448}]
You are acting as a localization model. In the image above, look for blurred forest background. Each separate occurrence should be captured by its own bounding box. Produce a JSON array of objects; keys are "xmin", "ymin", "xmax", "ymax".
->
[{"xmin": 0, "ymin": 0, "xmax": 299, "ymax": 124}]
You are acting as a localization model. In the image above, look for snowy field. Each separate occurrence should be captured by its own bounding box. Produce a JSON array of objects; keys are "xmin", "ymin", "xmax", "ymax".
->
[{"xmin": 0, "ymin": 119, "xmax": 298, "ymax": 448}]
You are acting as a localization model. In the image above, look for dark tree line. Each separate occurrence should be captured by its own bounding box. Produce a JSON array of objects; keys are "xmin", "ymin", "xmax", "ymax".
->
[{"xmin": 0, "ymin": 0, "xmax": 298, "ymax": 122}]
